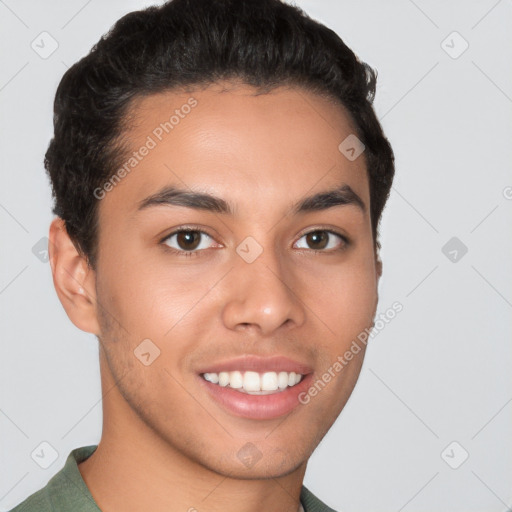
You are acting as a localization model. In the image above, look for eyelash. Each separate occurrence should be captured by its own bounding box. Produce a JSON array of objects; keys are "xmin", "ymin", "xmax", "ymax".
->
[{"xmin": 160, "ymin": 225, "xmax": 350, "ymax": 259}]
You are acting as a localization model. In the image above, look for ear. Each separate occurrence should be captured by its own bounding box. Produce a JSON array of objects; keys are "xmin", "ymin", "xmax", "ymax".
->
[
  {"xmin": 48, "ymin": 217, "xmax": 101, "ymax": 335},
  {"xmin": 370, "ymin": 252, "xmax": 382, "ymax": 326},
  {"xmin": 375, "ymin": 253, "xmax": 383, "ymax": 280}
]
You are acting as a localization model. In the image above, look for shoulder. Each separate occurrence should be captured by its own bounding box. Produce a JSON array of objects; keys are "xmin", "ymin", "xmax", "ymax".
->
[
  {"xmin": 301, "ymin": 485, "xmax": 338, "ymax": 512},
  {"xmin": 7, "ymin": 484, "xmax": 53, "ymax": 512},
  {"xmin": 7, "ymin": 445, "xmax": 99, "ymax": 512}
]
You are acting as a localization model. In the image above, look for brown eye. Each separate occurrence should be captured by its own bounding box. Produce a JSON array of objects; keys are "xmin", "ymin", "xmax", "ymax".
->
[
  {"xmin": 294, "ymin": 229, "xmax": 348, "ymax": 252},
  {"xmin": 176, "ymin": 231, "xmax": 201, "ymax": 250},
  {"xmin": 305, "ymin": 231, "xmax": 329, "ymax": 250},
  {"xmin": 162, "ymin": 229, "xmax": 215, "ymax": 253}
]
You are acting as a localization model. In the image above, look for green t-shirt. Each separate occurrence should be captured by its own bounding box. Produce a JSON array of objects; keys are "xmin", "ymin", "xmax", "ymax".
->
[{"xmin": 8, "ymin": 445, "xmax": 337, "ymax": 512}]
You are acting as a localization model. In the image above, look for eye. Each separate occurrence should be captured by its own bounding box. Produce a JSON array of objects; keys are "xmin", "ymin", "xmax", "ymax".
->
[
  {"xmin": 161, "ymin": 227, "xmax": 217, "ymax": 257},
  {"xmin": 294, "ymin": 229, "xmax": 348, "ymax": 252},
  {"xmin": 160, "ymin": 226, "xmax": 349, "ymax": 258}
]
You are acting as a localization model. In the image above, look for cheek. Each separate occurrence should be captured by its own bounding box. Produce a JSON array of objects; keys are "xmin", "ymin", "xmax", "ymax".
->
[
  {"xmin": 96, "ymin": 229, "xmax": 377, "ymax": 345},
  {"xmin": 96, "ymin": 245, "xmax": 220, "ymax": 342},
  {"xmin": 300, "ymin": 255, "xmax": 377, "ymax": 334}
]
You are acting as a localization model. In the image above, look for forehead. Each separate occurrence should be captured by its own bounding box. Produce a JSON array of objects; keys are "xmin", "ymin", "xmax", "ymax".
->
[{"xmin": 99, "ymin": 82, "xmax": 369, "ymax": 220}]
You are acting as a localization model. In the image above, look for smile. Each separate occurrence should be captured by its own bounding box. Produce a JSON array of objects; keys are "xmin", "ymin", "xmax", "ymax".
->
[{"xmin": 201, "ymin": 370, "xmax": 304, "ymax": 395}]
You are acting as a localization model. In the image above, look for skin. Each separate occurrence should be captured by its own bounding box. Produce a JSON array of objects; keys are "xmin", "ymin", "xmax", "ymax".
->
[{"xmin": 49, "ymin": 81, "xmax": 382, "ymax": 512}]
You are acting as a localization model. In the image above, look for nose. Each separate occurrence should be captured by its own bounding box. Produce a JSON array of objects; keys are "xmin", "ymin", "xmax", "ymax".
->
[{"xmin": 221, "ymin": 243, "xmax": 306, "ymax": 336}]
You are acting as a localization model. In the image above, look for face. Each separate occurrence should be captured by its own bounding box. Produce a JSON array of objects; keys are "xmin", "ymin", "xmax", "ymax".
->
[{"xmin": 90, "ymin": 82, "xmax": 380, "ymax": 479}]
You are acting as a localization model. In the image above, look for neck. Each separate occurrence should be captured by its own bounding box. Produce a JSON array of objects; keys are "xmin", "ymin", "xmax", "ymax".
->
[{"xmin": 78, "ymin": 349, "xmax": 307, "ymax": 512}]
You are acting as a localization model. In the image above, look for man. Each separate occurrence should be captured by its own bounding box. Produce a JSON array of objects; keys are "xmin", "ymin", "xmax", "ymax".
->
[{"xmin": 10, "ymin": 0, "xmax": 394, "ymax": 510}]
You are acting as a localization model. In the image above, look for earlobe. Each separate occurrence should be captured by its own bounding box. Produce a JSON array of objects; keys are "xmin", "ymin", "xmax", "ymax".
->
[
  {"xmin": 376, "ymin": 256, "xmax": 383, "ymax": 279},
  {"xmin": 49, "ymin": 217, "xmax": 101, "ymax": 335},
  {"xmin": 370, "ymin": 253, "xmax": 383, "ymax": 327}
]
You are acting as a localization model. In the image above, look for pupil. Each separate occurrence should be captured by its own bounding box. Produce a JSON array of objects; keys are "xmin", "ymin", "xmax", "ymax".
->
[
  {"xmin": 308, "ymin": 231, "xmax": 327, "ymax": 249},
  {"xmin": 178, "ymin": 231, "xmax": 200, "ymax": 250},
  {"xmin": 175, "ymin": 230, "xmax": 329, "ymax": 251}
]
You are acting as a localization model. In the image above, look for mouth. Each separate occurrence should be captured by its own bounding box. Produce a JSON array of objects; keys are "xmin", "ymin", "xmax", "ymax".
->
[
  {"xmin": 196, "ymin": 355, "xmax": 314, "ymax": 420},
  {"xmin": 200, "ymin": 370, "xmax": 305, "ymax": 395}
]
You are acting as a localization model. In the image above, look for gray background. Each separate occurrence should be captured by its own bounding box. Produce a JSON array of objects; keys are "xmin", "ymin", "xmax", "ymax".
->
[{"xmin": 1, "ymin": 1, "xmax": 511, "ymax": 511}]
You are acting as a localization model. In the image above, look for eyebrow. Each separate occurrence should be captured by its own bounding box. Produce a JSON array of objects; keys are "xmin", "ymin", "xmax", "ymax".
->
[{"xmin": 136, "ymin": 183, "xmax": 366, "ymax": 216}]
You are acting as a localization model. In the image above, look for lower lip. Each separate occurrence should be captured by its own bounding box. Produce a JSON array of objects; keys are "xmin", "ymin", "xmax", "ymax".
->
[{"xmin": 197, "ymin": 373, "xmax": 314, "ymax": 420}]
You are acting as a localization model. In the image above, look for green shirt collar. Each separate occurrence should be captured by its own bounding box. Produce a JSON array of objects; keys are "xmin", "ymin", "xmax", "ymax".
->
[{"xmin": 10, "ymin": 445, "xmax": 336, "ymax": 512}]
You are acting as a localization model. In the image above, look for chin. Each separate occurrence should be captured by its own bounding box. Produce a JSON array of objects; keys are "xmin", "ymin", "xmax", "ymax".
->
[{"xmin": 205, "ymin": 445, "xmax": 307, "ymax": 480}]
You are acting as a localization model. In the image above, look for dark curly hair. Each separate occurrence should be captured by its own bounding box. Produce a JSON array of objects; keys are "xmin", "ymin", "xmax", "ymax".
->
[{"xmin": 45, "ymin": 0, "xmax": 394, "ymax": 269}]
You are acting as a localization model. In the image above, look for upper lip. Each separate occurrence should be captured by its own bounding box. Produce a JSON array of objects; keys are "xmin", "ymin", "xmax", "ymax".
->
[{"xmin": 197, "ymin": 355, "xmax": 313, "ymax": 375}]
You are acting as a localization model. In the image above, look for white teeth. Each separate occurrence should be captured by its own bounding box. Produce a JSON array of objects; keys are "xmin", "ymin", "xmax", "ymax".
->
[
  {"xmin": 230, "ymin": 371, "xmax": 243, "ymax": 389},
  {"xmin": 218, "ymin": 372, "xmax": 229, "ymax": 387},
  {"xmin": 203, "ymin": 372, "xmax": 219, "ymax": 384},
  {"xmin": 202, "ymin": 370, "xmax": 304, "ymax": 394},
  {"xmin": 278, "ymin": 371, "xmax": 289, "ymax": 389},
  {"xmin": 243, "ymin": 371, "xmax": 261, "ymax": 391},
  {"xmin": 261, "ymin": 372, "xmax": 278, "ymax": 391}
]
